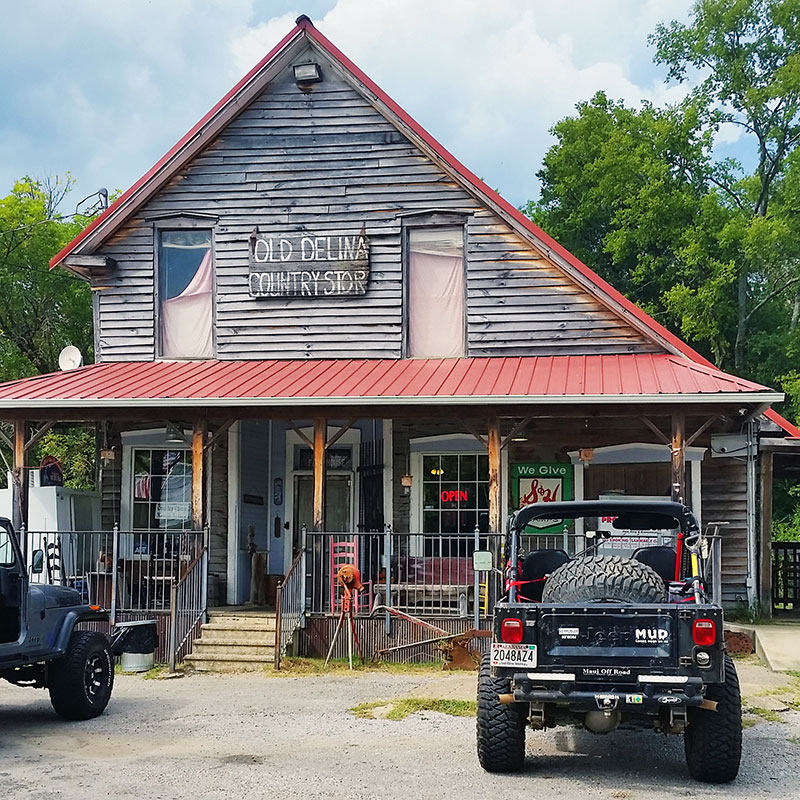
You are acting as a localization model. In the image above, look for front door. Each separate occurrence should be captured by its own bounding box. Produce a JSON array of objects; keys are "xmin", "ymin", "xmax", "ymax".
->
[{"xmin": 292, "ymin": 474, "xmax": 353, "ymax": 553}]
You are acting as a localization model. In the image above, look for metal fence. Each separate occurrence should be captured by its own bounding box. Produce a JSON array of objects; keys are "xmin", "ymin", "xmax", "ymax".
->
[
  {"xmin": 303, "ymin": 530, "xmax": 505, "ymax": 621},
  {"xmin": 773, "ymin": 541, "xmax": 800, "ymax": 613},
  {"xmin": 275, "ymin": 549, "xmax": 305, "ymax": 669},
  {"xmin": 300, "ymin": 526, "xmax": 724, "ymax": 621},
  {"xmin": 24, "ymin": 527, "xmax": 208, "ymax": 666},
  {"xmin": 168, "ymin": 541, "xmax": 208, "ymax": 670},
  {"xmin": 25, "ymin": 527, "xmax": 204, "ymax": 621}
]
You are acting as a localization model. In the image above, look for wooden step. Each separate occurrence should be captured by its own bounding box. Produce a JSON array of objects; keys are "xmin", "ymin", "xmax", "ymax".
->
[
  {"xmin": 184, "ymin": 653, "xmax": 274, "ymax": 672},
  {"xmin": 203, "ymin": 616, "xmax": 276, "ymax": 631},
  {"xmin": 198, "ymin": 628, "xmax": 276, "ymax": 645},
  {"xmin": 192, "ymin": 642, "xmax": 275, "ymax": 658}
]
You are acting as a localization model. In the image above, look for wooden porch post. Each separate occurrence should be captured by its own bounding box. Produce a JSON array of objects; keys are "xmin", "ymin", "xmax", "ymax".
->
[
  {"xmin": 671, "ymin": 412, "xmax": 686, "ymax": 504},
  {"xmin": 191, "ymin": 417, "xmax": 206, "ymax": 531},
  {"xmin": 313, "ymin": 416, "xmax": 327, "ymax": 532},
  {"xmin": 488, "ymin": 418, "xmax": 501, "ymax": 533},
  {"xmin": 759, "ymin": 449, "xmax": 774, "ymax": 616},
  {"xmin": 12, "ymin": 420, "xmax": 26, "ymax": 533}
]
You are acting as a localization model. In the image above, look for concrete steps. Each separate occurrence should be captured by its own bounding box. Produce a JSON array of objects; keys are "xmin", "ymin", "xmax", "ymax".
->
[{"xmin": 185, "ymin": 609, "xmax": 277, "ymax": 672}]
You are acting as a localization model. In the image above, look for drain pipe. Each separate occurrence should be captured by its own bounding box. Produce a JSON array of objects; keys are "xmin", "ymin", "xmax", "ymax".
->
[{"xmin": 745, "ymin": 419, "xmax": 758, "ymax": 609}]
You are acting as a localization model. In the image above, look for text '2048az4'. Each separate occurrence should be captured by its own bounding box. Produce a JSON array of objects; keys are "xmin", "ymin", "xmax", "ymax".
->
[{"xmin": 477, "ymin": 500, "xmax": 742, "ymax": 784}]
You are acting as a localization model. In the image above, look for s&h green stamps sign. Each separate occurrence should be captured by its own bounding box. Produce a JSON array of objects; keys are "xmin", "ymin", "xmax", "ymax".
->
[{"xmin": 512, "ymin": 463, "xmax": 574, "ymax": 535}]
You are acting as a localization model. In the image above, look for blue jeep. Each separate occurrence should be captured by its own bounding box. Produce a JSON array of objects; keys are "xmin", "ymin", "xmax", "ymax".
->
[{"xmin": 0, "ymin": 516, "xmax": 114, "ymax": 719}]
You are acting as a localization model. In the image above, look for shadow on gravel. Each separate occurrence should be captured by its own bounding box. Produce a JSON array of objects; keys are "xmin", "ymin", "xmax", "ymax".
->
[{"xmin": 474, "ymin": 724, "xmax": 797, "ymax": 797}]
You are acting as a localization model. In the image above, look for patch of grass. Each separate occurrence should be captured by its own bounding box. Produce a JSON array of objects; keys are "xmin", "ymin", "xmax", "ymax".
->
[
  {"xmin": 731, "ymin": 653, "xmax": 765, "ymax": 667},
  {"xmin": 142, "ymin": 665, "xmax": 172, "ymax": 680},
  {"xmin": 350, "ymin": 697, "xmax": 477, "ymax": 720},
  {"xmin": 742, "ymin": 716, "xmax": 759, "ymax": 729},
  {"xmin": 746, "ymin": 705, "xmax": 787, "ymax": 724},
  {"xmin": 266, "ymin": 657, "xmax": 447, "ymax": 677}
]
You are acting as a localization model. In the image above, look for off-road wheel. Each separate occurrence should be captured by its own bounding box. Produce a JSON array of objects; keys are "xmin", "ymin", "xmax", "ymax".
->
[
  {"xmin": 476, "ymin": 654, "xmax": 526, "ymax": 773},
  {"xmin": 684, "ymin": 655, "xmax": 742, "ymax": 783},
  {"xmin": 48, "ymin": 631, "xmax": 114, "ymax": 720},
  {"xmin": 541, "ymin": 554, "xmax": 665, "ymax": 604}
]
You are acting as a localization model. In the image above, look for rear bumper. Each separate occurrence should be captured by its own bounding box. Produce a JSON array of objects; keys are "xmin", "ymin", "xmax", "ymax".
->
[{"xmin": 512, "ymin": 672, "xmax": 706, "ymax": 710}]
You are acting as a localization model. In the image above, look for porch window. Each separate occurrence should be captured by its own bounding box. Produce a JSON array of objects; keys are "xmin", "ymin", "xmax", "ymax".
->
[
  {"xmin": 422, "ymin": 453, "xmax": 489, "ymax": 534},
  {"xmin": 406, "ymin": 227, "xmax": 465, "ymax": 358},
  {"xmin": 131, "ymin": 449, "xmax": 192, "ymax": 531},
  {"xmin": 158, "ymin": 230, "xmax": 213, "ymax": 359}
]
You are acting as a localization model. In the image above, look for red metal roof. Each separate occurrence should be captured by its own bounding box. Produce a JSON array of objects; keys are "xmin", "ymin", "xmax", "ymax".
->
[{"xmin": 0, "ymin": 355, "xmax": 780, "ymax": 410}]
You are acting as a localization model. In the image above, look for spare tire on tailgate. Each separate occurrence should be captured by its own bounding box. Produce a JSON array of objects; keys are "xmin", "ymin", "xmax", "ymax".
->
[{"xmin": 541, "ymin": 554, "xmax": 666, "ymax": 604}]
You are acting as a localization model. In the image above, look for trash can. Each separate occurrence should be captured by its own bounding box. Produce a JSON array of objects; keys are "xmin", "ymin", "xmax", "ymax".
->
[{"xmin": 115, "ymin": 620, "xmax": 159, "ymax": 673}]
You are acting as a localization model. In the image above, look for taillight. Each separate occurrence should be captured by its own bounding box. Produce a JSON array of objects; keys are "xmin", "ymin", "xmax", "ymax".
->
[
  {"xmin": 693, "ymin": 619, "xmax": 716, "ymax": 646},
  {"xmin": 501, "ymin": 618, "xmax": 524, "ymax": 644}
]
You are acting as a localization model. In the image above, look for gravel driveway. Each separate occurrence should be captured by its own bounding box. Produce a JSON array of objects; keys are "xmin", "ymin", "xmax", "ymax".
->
[{"xmin": 1, "ymin": 666, "xmax": 798, "ymax": 800}]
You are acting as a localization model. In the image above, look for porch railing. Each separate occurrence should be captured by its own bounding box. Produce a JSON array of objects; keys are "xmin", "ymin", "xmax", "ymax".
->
[
  {"xmin": 25, "ymin": 527, "xmax": 208, "ymax": 664},
  {"xmin": 25, "ymin": 527, "xmax": 204, "ymax": 622},
  {"xmin": 168, "ymin": 537, "xmax": 209, "ymax": 671},
  {"xmin": 304, "ymin": 531, "xmax": 506, "ymax": 619},
  {"xmin": 773, "ymin": 541, "xmax": 800, "ymax": 613},
  {"xmin": 274, "ymin": 549, "xmax": 305, "ymax": 670}
]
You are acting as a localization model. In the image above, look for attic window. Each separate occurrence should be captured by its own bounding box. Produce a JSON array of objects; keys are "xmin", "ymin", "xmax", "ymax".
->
[
  {"xmin": 158, "ymin": 230, "xmax": 214, "ymax": 359},
  {"xmin": 406, "ymin": 227, "xmax": 465, "ymax": 358}
]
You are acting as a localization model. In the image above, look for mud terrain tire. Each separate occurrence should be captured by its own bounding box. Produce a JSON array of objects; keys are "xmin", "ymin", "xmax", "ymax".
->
[
  {"xmin": 48, "ymin": 631, "xmax": 114, "ymax": 720},
  {"xmin": 541, "ymin": 555, "xmax": 666, "ymax": 604},
  {"xmin": 684, "ymin": 655, "xmax": 742, "ymax": 783},
  {"xmin": 476, "ymin": 654, "xmax": 526, "ymax": 772}
]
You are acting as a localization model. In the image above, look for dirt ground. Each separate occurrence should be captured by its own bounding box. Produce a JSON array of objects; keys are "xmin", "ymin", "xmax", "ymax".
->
[{"xmin": 1, "ymin": 661, "xmax": 798, "ymax": 800}]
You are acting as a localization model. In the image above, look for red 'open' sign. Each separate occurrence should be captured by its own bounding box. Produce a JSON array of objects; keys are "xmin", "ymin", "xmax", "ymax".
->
[{"xmin": 441, "ymin": 490, "xmax": 468, "ymax": 503}]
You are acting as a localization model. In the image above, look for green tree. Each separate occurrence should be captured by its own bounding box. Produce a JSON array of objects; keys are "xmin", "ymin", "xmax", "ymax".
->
[
  {"xmin": 0, "ymin": 176, "xmax": 100, "ymax": 489},
  {"xmin": 531, "ymin": 0, "xmax": 800, "ymax": 390},
  {"xmin": 653, "ymin": 0, "xmax": 800, "ymax": 371},
  {"xmin": 0, "ymin": 175, "xmax": 95, "ymax": 379}
]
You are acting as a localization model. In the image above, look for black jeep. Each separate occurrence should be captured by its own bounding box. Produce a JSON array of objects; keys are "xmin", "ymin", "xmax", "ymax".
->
[
  {"xmin": 0, "ymin": 516, "xmax": 115, "ymax": 719},
  {"xmin": 477, "ymin": 500, "xmax": 742, "ymax": 783}
]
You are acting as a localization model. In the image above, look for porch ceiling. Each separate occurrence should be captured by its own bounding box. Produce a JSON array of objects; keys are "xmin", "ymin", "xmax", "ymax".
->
[{"xmin": 0, "ymin": 355, "xmax": 781, "ymax": 412}]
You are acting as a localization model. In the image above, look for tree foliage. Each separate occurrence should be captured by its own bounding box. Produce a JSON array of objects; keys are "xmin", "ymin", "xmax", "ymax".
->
[
  {"xmin": 530, "ymin": 0, "xmax": 800, "ymax": 409},
  {"xmin": 0, "ymin": 176, "xmax": 99, "ymax": 489},
  {"xmin": 0, "ymin": 175, "xmax": 94, "ymax": 380}
]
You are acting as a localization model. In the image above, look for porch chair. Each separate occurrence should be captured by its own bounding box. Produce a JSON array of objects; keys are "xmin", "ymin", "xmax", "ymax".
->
[{"xmin": 330, "ymin": 538, "xmax": 371, "ymax": 614}]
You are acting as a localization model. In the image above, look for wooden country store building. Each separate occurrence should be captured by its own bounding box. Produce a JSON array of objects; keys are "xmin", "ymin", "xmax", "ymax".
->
[{"xmin": 1, "ymin": 17, "xmax": 798, "ymax": 669}]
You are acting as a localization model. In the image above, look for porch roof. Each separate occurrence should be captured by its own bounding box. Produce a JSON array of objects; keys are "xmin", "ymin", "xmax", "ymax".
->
[{"xmin": 0, "ymin": 355, "xmax": 782, "ymax": 410}]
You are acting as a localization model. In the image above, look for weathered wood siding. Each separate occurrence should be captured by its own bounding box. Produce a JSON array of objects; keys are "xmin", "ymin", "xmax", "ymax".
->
[
  {"xmin": 701, "ymin": 456, "xmax": 749, "ymax": 606},
  {"xmin": 93, "ymin": 44, "xmax": 658, "ymax": 361}
]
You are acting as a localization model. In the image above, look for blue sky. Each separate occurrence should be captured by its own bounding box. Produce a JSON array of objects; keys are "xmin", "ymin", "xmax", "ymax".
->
[{"xmin": 0, "ymin": 1, "xmax": 750, "ymax": 212}]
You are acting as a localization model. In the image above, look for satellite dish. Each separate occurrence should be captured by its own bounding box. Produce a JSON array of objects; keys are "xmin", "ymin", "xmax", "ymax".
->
[{"xmin": 58, "ymin": 345, "xmax": 83, "ymax": 371}]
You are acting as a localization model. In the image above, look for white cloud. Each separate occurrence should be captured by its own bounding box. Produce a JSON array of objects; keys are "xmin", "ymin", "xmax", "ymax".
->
[
  {"xmin": 1, "ymin": 0, "xmax": 699, "ymax": 208},
  {"xmin": 232, "ymin": 0, "xmax": 695, "ymax": 203}
]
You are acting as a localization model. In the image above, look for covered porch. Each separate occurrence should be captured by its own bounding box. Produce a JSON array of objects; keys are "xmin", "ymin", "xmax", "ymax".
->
[{"xmin": 0, "ymin": 355, "xmax": 786, "ymax": 663}]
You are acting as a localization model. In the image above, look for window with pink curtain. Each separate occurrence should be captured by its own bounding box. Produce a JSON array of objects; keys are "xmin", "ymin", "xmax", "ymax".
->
[
  {"xmin": 158, "ymin": 230, "xmax": 213, "ymax": 359},
  {"xmin": 407, "ymin": 227, "xmax": 465, "ymax": 358}
]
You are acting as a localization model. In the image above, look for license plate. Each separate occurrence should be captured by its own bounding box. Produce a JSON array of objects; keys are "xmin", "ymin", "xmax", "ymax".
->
[{"xmin": 490, "ymin": 643, "xmax": 537, "ymax": 668}]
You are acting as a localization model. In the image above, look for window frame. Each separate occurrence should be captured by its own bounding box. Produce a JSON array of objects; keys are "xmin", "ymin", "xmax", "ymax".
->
[
  {"xmin": 152, "ymin": 215, "xmax": 217, "ymax": 360},
  {"xmin": 400, "ymin": 211, "xmax": 470, "ymax": 359}
]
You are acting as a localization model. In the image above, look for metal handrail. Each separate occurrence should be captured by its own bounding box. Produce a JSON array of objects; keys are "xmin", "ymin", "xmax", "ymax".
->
[
  {"xmin": 168, "ymin": 540, "xmax": 208, "ymax": 671},
  {"xmin": 274, "ymin": 549, "xmax": 304, "ymax": 670}
]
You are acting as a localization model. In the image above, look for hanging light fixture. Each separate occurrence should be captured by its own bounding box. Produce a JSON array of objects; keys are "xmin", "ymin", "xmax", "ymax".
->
[{"xmin": 165, "ymin": 423, "xmax": 187, "ymax": 445}]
